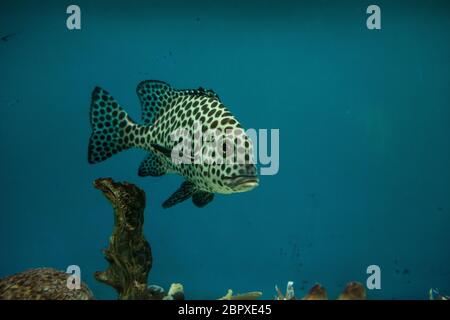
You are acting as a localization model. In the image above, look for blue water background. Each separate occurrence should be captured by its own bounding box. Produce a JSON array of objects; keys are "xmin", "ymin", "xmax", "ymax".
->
[{"xmin": 0, "ymin": 0, "xmax": 449, "ymax": 299}]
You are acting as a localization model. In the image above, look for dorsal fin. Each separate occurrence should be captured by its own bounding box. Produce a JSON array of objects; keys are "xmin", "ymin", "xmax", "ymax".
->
[
  {"xmin": 179, "ymin": 87, "xmax": 221, "ymax": 101},
  {"xmin": 136, "ymin": 80, "xmax": 175, "ymax": 126},
  {"xmin": 137, "ymin": 80, "xmax": 222, "ymax": 126}
]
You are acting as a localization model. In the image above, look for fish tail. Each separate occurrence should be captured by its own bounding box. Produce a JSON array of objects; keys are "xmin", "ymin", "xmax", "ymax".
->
[{"xmin": 88, "ymin": 86, "xmax": 145, "ymax": 164}]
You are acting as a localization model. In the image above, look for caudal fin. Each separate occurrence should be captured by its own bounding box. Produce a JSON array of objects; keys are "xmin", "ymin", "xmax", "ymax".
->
[{"xmin": 88, "ymin": 87, "xmax": 142, "ymax": 164}]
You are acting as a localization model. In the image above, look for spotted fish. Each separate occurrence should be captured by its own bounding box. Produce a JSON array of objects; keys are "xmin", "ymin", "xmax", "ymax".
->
[{"xmin": 88, "ymin": 80, "xmax": 259, "ymax": 208}]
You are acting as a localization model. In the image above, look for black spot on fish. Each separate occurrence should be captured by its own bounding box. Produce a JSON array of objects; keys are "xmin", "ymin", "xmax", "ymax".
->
[{"xmin": 221, "ymin": 118, "xmax": 233, "ymax": 125}]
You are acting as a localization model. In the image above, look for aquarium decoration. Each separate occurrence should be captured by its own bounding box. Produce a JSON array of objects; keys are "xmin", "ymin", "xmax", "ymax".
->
[
  {"xmin": 1, "ymin": 178, "xmax": 372, "ymax": 300},
  {"xmin": 92, "ymin": 177, "xmax": 153, "ymax": 299},
  {"xmin": 0, "ymin": 178, "xmax": 262, "ymax": 300}
]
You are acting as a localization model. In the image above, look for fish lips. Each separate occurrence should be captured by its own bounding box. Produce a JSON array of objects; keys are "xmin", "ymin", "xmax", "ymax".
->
[{"xmin": 223, "ymin": 174, "xmax": 259, "ymax": 192}]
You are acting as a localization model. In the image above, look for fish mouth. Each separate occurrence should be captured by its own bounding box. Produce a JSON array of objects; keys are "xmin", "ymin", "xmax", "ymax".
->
[{"xmin": 223, "ymin": 174, "xmax": 259, "ymax": 191}]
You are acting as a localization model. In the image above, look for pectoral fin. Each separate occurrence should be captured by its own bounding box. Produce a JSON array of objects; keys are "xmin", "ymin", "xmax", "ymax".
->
[
  {"xmin": 151, "ymin": 143, "xmax": 195, "ymax": 163},
  {"xmin": 162, "ymin": 181, "xmax": 197, "ymax": 209},
  {"xmin": 151, "ymin": 143, "xmax": 172, "ymax": 158}
]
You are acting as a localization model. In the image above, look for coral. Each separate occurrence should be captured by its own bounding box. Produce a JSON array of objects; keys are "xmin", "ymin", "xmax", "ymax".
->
[
  {"xmin": 147, "ymin": 284, "xmax": 166, "ymax": 299},
  {"xmin": 93, "ymin": 178, "xmax": 263, "ymax": 300},
  {"xmin": 275, "ymin": 281, "xmax": 366, "ymax": 300},
  {"xmin": 302, "ymin": 283, "xmax": 328, "ymax": 300},
  {"xmin": 337, "ymin": 282, "xmax": 366, "ymax": 300},
  {"xmin": 429, "ymin": 288, "xmax": 449, "ymax": 300},
  {"xmin": 218, "ymin": 289, "xmax": 262, "ymax": 300},
  {"xmin": 0, "ymin": 268, "xmax": 93, "ymax": 300},
  {"xmin": 0, "ymin": 178, "xmax": 372, "ymax": 301},
  {"xmin": 93, "ymin": 177, "xmax": 153, "ymax": 300},
  {"xmin": 163, "ymin": 283, "xmax": 185, "ymax": 300},
  {"xmin": 275, "ymin": 281, "xmax": 295, "ymax": 300}
]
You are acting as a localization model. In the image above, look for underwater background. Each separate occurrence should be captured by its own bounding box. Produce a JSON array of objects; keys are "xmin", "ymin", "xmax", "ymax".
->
[{"xmin": 0, "ymin": 0, "xmax": 449, "ymax": 300}]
